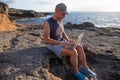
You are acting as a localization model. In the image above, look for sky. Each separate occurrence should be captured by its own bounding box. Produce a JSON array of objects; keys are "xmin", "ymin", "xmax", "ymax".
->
[{"xmin": 1, "ymin": 0, "xmax": 120, "ymax": 12}]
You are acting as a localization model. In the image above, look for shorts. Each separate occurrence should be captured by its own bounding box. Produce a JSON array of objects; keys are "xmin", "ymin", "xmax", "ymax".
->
[{"xmin": 46, "ymin": 38, "xmax": 66, "ymax": 58}]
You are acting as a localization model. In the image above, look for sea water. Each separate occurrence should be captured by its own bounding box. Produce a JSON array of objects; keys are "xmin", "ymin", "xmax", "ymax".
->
[{"xmin": 17, "ymin": 12, "xmax": 120, "ymax": 28}]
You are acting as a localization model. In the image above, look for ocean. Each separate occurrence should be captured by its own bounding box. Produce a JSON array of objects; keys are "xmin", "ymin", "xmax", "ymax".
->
[{"xmin": 17, "ymin": 12, "xmax": 120, "ymax": 28}]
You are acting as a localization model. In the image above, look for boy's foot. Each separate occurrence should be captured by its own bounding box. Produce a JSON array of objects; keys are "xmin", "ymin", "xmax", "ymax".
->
[
  {"xmin": 76, "ymin": 72, "xmax": 88, "ymax": 80},
  {"xmin": 79, "ymin": 67, "xmax": 96, "ymax": 77}
]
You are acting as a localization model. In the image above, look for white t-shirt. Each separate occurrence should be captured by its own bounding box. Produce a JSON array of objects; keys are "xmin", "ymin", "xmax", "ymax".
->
[{"xmin": 56, "ymin": 21, "xmax": 64, "ymax": 40}]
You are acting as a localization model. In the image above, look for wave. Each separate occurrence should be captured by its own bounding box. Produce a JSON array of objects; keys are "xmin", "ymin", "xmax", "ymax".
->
[{"xmin": 17, "ymin": 12, "xmax": 120, "ymax": 28}]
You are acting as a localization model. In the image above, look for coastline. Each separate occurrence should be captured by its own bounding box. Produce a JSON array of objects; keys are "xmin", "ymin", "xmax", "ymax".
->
[
  {"xmin": 0, "ymin": 2, "xmax": 120, "ymax": 80},
  {"xmin": 15, "ymin": 12, "xmax": 120, "ymax": 28},
  {"xmin": 8, "ymin": 8, "xmax": 53, "ymax": 20},
  {"xmin": 0, "ymin": 22, "xmax": 120, "ymax": 80}
]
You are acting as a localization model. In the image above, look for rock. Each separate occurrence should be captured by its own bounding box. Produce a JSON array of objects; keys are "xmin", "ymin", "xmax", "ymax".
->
[
  {"xmin": 73, "ymin": 24, "xmax": 79, "ymax": 28},
  {"xmin": 96, "ymin": 27, "xmax": 120, "ymax": 37},
  {"xmin": 0, "ymin": 31, "xmax": 16, "ymax": 53},
  {"xmin": 80, "ymin": 22, "xmax": 95, "ymax": 28},
  {"xmin": 0, "ymin": 22, "xmax": 120, "ymax": 80},
  {"xmin": 65, "ymin": 28, "xmax": 120, "ymax": 80},
  {"xmin": 0, "ymin": 13, "xmax": 16, "ymax": 31},
  {"xmin": 64, "ymin": 22, "xmax": 79, "ymax": 29},
  {"xmin": 0, "ymin": 2, "xmax": 16, "ymax": 31},
  {"xmin": 8, "ymin": 8, "xmax": 46, "ymax": 20},
  {"xmin": 0, "ymin": 47, "xmax": 62, "ymax": 80},
  {"xmin": 0, "ymin": 23, "xmax": 76, "ymax": 80},
  {"xmin": 0, "ymin": 2, "xmax": 8, "ymax": 16},
  {"xmin": 64, "ymin": 22, "xmax": 95, "ymax": 30},
  {"xmin": 64, "ymin": 22, "xmax": 72, "ymax": 28},
  {"xmin": 64, "ymin": 22, "xmax": 72, "ymax": 27},
  {"xmin": 0, "ymin": 2, "xmax": 54, "ymax": 21}
]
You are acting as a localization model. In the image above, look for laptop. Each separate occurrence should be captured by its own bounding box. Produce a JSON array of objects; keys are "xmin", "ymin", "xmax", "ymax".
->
[{"xmin": 68, "ymin": 33, "xmax": 84, "ymax": 50}]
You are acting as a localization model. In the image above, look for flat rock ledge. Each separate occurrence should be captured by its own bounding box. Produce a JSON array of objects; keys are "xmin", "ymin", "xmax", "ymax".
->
[{"xmin": 0, "ymin": 23, "xmax": 120, "ymax": 80}]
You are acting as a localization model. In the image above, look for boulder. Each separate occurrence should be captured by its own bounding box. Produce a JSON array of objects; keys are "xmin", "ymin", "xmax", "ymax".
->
[
  {"xmin": 0, "ymin": 2, "xmax": 8, "ymax": 16},
  {"xmin": 64, "ymin": 22, "xmax": 95, "ymax": 30},
  {"xmin": 0, "ymin": 13, "xmax": 16, "ymax": 31},
  {"xmin": 0, "ymin": 2, "xmax": 16, "ymax": 31},
  {"xmin": 79, "ymin": 22, "xmax": 95, "ymax": 29},
  {"xmin": 8, "ymin": 8, "xmax": 46, "ymax": 20},
  {"xmin": 64, "ymin": 22, "xmax": 72, "ymax": 27},
  {"xmin": 64, "ymin": 22, "xmax": 79, "ymax": 29}
]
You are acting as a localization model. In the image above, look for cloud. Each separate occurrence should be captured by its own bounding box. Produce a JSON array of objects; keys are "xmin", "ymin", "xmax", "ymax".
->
[
  {"xmin": 0, "ymin": 0, "xmax": 19, "ymax": 4},
  {"xmin": 36, "ymin": 0, "xmax": 54, "ymax": 5}
]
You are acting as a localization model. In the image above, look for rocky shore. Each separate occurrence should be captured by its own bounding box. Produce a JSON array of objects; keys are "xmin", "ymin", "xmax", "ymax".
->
[
  {"xmin": 0, "ymin": 1, "xmax": 120, "ymax": 80},
  {"xmin": 8, "ymin": 8, "xmax": 53, "ymax": 20},
  {"xmin": 0, "ymin": 1, "xmax": 52, "ymax": 31},
  {"xmin": 0, "ymin": 1, "xmax": 53, "ymax": 20},
  {"xmin": 0, "ymin": 22, "xmax": 120, "ymax": 80}
]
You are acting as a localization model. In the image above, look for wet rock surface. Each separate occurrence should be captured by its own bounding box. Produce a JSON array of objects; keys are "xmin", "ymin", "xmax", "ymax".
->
[{"xmin": 0, "ymin": 23, "xmax": 120, "ymax": 80}]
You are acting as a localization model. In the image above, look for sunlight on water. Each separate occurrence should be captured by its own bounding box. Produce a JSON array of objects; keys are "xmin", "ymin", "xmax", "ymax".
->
[{"xmin": 17, "ymin": 12, "xmax": 120, "ymax": 28}]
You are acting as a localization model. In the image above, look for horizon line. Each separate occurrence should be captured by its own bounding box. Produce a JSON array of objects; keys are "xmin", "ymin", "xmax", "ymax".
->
[{"xmin": 9, "ymin": 8, "xmax": 120, "ymax": 13}]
